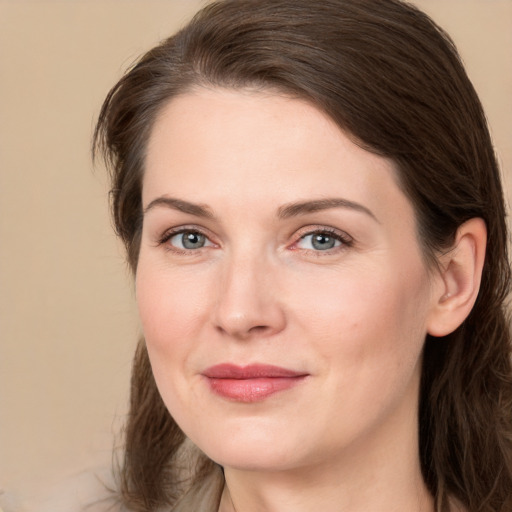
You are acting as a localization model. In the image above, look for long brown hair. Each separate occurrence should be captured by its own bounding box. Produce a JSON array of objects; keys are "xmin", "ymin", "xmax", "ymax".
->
[{"xmin": 94, "ymin": 1, "xmax": 512, "ymax": 510}]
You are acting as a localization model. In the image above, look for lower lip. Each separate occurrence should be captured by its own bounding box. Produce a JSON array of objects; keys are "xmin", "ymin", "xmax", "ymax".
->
[{"xmin": 205, "ymin": 376, "xmax": 306, "ymax": 402}]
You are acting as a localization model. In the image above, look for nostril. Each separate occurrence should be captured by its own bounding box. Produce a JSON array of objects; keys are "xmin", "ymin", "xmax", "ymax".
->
[
  {"xmin": 215, "ymin": 322, "xmax": 274, "ymax": 340},
  {"xmin": 249, "ymin": 325, "xmax": 270, "ymax": 333},
  {"xmin": 243, "ymin": 325, "xmax": 271, "ymax": 337}
]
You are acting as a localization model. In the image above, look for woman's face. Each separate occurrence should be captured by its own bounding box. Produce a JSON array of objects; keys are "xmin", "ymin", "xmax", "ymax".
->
[{"xmin": 137, "ymin": 88, "xmax": 439, "ymax": 472}]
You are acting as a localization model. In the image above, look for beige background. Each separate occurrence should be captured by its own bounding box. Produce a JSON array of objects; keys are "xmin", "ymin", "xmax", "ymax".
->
[{"xmin": 0, "ymin": 0, "xmax": 511, "ymax": 506}]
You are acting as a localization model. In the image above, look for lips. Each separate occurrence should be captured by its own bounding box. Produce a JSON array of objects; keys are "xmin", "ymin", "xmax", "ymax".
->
[{"xmin": 202, "ymin": 364, "xmax": 308, "ymax": 402}]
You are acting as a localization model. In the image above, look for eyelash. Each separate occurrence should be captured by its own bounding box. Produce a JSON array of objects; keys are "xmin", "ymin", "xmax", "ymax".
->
[{"xmin": 157, "ymin": 225, "xmax": 353, "ymax": 256}]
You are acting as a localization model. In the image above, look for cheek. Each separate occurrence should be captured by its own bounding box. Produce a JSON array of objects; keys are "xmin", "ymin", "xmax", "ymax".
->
[
  {"xmin": 135, "ymin": 259, "xmax": 211, "ymax": 354},
  {"xmin": 288, "ymin": 258, "xmax": 431, "ymax": 376},
  {"xmin": 135, "ymin": 259, "xmax": 212, "ymax": 422},
  {"xmin": 134, "ymin": 261, "xmax": 214, "ymax": 424},
  {"xmin": 291, "ymin": 263, "xmax": 430, "ymax": 434}
]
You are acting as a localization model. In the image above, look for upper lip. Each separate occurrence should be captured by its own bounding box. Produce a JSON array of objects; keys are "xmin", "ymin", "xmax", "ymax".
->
[{"xmin": 202, "ymin": 363, "xmax": 308, "ymax": 379}]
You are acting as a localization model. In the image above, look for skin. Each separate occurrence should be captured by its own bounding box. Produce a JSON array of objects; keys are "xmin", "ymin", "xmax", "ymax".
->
[{"xmin": 136, "ymin": 87, "xmax": 450, "ymax": 512}]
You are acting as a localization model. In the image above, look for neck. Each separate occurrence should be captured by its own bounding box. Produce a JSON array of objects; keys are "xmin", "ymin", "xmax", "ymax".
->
[
  {"xmin": 220, "ymin": 457, "xmax": 433, "ymax": 512},
  {"xmin": 218, "ymin": 377, "xmax": 434, "ymax": 512}
]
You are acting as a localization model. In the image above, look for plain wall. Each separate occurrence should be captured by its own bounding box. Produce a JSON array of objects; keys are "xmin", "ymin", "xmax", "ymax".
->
[{"xmin": 0, "ymin": 0, "xmax": 511, "ymax": 505}]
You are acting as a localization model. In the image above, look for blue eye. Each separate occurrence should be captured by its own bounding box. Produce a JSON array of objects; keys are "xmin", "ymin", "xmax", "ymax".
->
[
  {"xmin": 168, "ymin": 231, "xmax": 212, "ymax": 250},
  {"xmin": 297, "ymin": 231, "xmax": 344, "ymax": 251}
]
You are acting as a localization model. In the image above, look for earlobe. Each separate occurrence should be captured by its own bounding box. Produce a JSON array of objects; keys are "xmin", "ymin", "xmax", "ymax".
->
[{"xmin": 427, "ymin": 218, "xmax": 487, "ymax": 337}]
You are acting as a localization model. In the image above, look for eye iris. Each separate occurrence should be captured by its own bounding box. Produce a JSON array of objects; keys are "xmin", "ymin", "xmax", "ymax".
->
[
  {"xmin": 182, "ymin": 232, "xmax": 205, "ymax": 249},
  {"xmin": 312, "ymin": 233, "xmax": 336, "ymax": 250}
]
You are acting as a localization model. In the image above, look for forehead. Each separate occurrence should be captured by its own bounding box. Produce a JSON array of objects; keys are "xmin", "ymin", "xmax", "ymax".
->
[{"xmin": 144, "ymin": 88, "xmax": 401, "ymax": 207}]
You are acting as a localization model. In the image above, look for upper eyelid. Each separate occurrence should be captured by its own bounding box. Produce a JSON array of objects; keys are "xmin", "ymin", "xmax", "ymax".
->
[
  {"xmin": 158, "ymin": 224, "xmax": 350, "ymax": 237},
  {"xmin": 293, "ymin": 225, "xmax": 352, "ymax": 241},
  {"xmin": 157, "ymin": 225, "xmax": 215, "ymax": 245},
  {"xmin": 160, "ymin": 224, "xmax": 212, "ymax": 236}
]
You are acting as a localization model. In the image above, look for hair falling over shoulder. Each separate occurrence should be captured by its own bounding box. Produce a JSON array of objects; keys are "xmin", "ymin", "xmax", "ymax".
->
[{"xmin": 94, "ymin": 0, "xmax": 512, "ymax": 510}]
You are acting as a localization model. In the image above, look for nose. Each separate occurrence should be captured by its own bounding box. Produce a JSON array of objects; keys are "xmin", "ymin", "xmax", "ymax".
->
[{"xmin": 212, "ymin": 252, "xmax": 286, "ymax": 340}]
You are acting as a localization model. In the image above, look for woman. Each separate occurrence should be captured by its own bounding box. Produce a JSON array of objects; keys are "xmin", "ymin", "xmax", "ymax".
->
[{"xmin": 94, "ymin": 0, "xmax": 512, "ymax": 511}]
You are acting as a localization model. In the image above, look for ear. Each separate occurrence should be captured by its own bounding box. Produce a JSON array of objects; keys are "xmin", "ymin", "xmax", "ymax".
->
[{"xmin": 427, "ymin": 218, "xmax": 487, "ymax": 337}]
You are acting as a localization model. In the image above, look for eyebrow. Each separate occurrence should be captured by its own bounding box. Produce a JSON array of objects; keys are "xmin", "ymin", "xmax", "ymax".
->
[
  {"xmin": 143, "ymin": 196, "xmax": 214, "ymax": 218},
  {"xmin": 278, "ymin": 198, "xmax": 379, "ymax": 222},
  {"xmin": 143, "ymin": 196, "xmax": 378, "ymax": 223}
]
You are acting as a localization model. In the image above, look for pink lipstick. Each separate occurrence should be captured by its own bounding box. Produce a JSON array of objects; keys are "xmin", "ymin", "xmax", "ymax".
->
[{"xmin": 202, "ymin": 364, "xmax": 308, "ymax": 402}]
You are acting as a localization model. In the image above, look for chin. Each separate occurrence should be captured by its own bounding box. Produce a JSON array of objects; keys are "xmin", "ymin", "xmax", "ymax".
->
[{"xmin": 192, "ymin": 422, "xmax": 306, "ymax": 471}]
